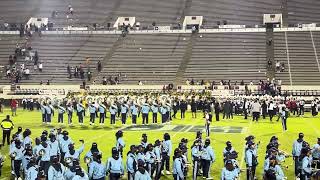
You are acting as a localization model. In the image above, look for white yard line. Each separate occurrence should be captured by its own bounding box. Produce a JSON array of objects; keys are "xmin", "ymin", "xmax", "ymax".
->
[
  {"xmin": 310, "ymin": 31, "xmax": 320, "ymax": 72},
  {"xmin": 284, "ymin": 31, "xmax": 293, "ymax": 86}
]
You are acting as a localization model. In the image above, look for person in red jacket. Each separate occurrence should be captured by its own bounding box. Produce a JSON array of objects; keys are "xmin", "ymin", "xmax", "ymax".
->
[
  {"xmin": 10, "ymin": 99, "xmax": 18, "ymax": 116},
  {"xmin": 290, "ymin": 99, "xmax": 298, "ymax": 116}
]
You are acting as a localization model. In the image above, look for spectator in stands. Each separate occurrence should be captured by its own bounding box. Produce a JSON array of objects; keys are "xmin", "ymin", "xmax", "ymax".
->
[
  {"xmin": 97, "ymin": 61, "xmax": 102, "ymax": 72},
  {"xmin": 190, "ymin": 79, "xmax": 195, "ymax": 85},
  {"xmin": 186, "ymin": 79, "xmax": 190, "ymax": 85},
  {"xmin": 74, "ymin": 66, "xmax": 79, "ymax": 78},
  {"xmin": 276, "ymin": 61, "xmax": 281, "ymax": 72},
  {"xmin": 34, "ymin": 51, "xmax": 39, "ymax": 65},
  {"xmin": 68, "ymin": 5, "xmax": 74, "ymax": 15},
  {"xmin": 24, "ymin": 68, "xmax": 30, "ymax": 80},
  {"xmin": 80, "ymin": 69, "xmax": 85, "ymax": 79},
  {"xmin": 40, "ymin": 81, "xmax": 43, "ymax": 85},
  {"xmin": 281, "ymin": 63, "xmax": 285, "ymax": 72},
  {"xmin": 102, "ymin": 77, "xmax": 107, "ymax": 85},
  {"xmin": 138, "ymin": 81, "xmax": 143, "ymax": 85},
  {"xmin": 87, "ymin": 70, "xmax": 92, "ymax": 81},
  {"xmin": 67, "ymin": 64, "xmax": 71, "ymax": 79},
  {"xmin": 46, "ymin": 80, "xmax": 50, "ymax": 85},
  {"xmin": 38, "ymin": 62, "xmax": 43, "ymax": 72},
  {"xmin": 267, "ymin": 58, "xmax": 272, "ymax": 69}
]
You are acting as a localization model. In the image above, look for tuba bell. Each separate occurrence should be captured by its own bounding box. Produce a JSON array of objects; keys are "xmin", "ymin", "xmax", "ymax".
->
[
  {"xmin": 86, "ymin": 95, "xmax": 94, "ymax": 104},
  {"xmin": 10, "ymin": 152, "xmax": 16, "ymax": 159},
  {"xmin": 65, "ymin": 157, "xmax": 73, "ymax": 165}
]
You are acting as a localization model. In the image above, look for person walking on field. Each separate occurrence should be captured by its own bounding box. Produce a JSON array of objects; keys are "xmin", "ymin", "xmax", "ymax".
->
[{"xmin": 1, "ymin": 115, "xmax": 14, "ymax": 145}]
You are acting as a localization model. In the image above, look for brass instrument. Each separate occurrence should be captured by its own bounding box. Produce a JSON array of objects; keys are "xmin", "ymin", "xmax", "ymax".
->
[
  {"xmin": 10, "ymin": 152, "xmax": 16, "ymax": 158},
  {"xmin": 38, "ymin": 149, "xmax": 46, "ymax": 156},
  {"xmin": 65, "ymin": 157, "xmax": 73, "ymax": 165},
  {"xmin": 84, "ymin": 156, "xmax": 91, "ymax": 164}
]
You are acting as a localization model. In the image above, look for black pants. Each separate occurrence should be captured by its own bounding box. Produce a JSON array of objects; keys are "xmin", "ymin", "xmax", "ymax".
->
[
  {"xmin": 215, "ymin": 113, "xmax": 219, "ymax": 121},
  {"xmin": 93, "ymin": 177, "xmax": 105, "ymax": 180},
  {"xmin": 281, "ymin": 117, "xmax": 287, "ymax": 131},
  {"xmin": 68, "ymin": 113, "xmax": 72, "ymax": 124},
  {"xmin": 201, "ymin": 159, "xmax": 211, "ymax": 178},
  {"xmin": 311, "ymin": 158, "xmax": 320, "ymax": 169},
  {"xmin": 246, "ymin": 166, "xmax": 256, "ymax": 180},
  {"xmin": 13, "ymin": 160, "xmax": 22, "ymax": 178},
  {"xmin": 111, "ymin": 114, "xmax": 116, "ymax": 124},
  {"xmin": 2, "ymin": 130, "xmax": 10, "ymax": 145},
  {"xmin": 294, "ymin": 156, "xmax": 299, "ymax": 176},
  {"xmin": 299, "ymin": 106, "xmax": 304, "ymax": 115},
  {"xmin": 142, "ymin": 113, "xmax": 149, "ymax": 124},
  {"xmin": 153, "ymin": 113, "xmax": 157, "ymax": 123},
  {"xmin": 90, "ymin": 113, "xmax": 96, "ymax": 123},
  {"xmin": 78, "ymin": 113, "xmax": 83, "ymax": 123},
  {"xmin": 60, "ymin": 152, "xmax": 66, "ymax": 164},
  {"xmin": 58, "ymin": 113, "xmax": 64, "ymax": 123},
  {"xmin": 244, "ymin": 109, "xmax": 248, "ymax": 119},
  {"xmin": 268, "ymin": 110, "xmax": 274, "ymax": 121},
  {"xmin": 127, "ymin": 172, "xmax": 134, "ymax": 180},
  {"xmin": 39, "ymin": 161, "xmax": 50, "ymax": 176},
  {"xmin": 121, "ymin": 113, "xmax": 127, "ymax": 124},
  {"xmin": 161, "ymin": 153, "xmax": 170, "ymax": 171},
  {"xmin": 252, "ymin": 112, "xmax": 259, "ymax": 122},
  {"xmin": 172, "ymin": 110, "xmax": 177, "ymax": 118},
  {"xmin": 181, "ymin": 110, "xmax": 185, "ymax": 119},
  {"xmin": 161, "ymin": 114, "xmax": 167, "ymax": 123},
  {"xmin": 109, "ymin": 173, "xmax": 121, "ymax": 180},
  {"xmin": 46, "ymin": 113, "xmax": 52, "ymax": 122},
  {"xmin": 205, "ymin": 123, "xmax": 210, "ymax": 137},
  {"xmin": 42, "ymin": 113, "xmax": 46, "ymax": 123},
  {"xmin": 100, "ymin": 113, "xmax": 105, "ymax": 123},
  {"xmin": 132, "ymin": 115, "xmax": 137, "ymax": 124}
]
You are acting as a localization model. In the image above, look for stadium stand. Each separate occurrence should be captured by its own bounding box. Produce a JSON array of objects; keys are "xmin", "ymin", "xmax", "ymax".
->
[
  {"xmin": 98, "ymin": 34, "xmax": 190, "ymax": 84},
  {"xmin": 288, "ymin": 0, "xmax": 320, "ymax": 25},
  {"xmin": 189, "ymin": 0, "xmax": 282, "ymax": 26},
  {"xmin": 183, "ymin": 32, "xmax": 266, "ymax": 84}
]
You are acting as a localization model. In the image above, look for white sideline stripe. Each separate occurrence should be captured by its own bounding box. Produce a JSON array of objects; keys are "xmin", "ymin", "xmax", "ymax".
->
[
  {"xmin": 184, "ymin": 125, "xmax": 194, "ymax": 132},
  {"xmin": 240, "ymin": 120, "xmax": 252, "ymax": 170},
  {"xmin": 284, "ymin": 32, "xmax": 293, "ymax": 86},
  {"xmin": 172, "ymin": 125, "xmax": 189, "ymax": 138},
  {"xmin": 310, "ymin": 31, "xmax": 320, "ymax": 72}
]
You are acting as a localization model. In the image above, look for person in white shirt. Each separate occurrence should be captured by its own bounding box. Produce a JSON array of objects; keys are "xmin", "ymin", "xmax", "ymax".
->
[
  {"xmin": 268, "ymin": 101, "xmax": 275, "ymax": 122},
  {"xmin": 38, "ymin": 63, "xmax": 43, "ymax": 72},
  {"xmin": 25, "ymin": 68, "xmax": 30, "ymax": 80}
]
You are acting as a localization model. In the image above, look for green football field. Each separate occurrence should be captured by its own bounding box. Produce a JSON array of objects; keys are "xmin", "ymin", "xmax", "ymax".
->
[{"xmin": 0, "ymin": 108, "xmax": 319, "ymax": 180}]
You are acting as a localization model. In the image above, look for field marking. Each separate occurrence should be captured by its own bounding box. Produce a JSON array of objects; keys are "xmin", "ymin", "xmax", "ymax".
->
[
  {"xmin": 284, "ymin": 31, "xmax": 293, "ymax": 86},
  {"xmin": 184, "ymin": 125, "xmax": 194, "ymax": 132},
  {"xmin": 310, "ymin": 31, "xmax": 320, "ymax": 72}
]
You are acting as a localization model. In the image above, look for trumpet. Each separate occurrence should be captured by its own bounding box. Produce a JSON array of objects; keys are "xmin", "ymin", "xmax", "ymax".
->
[
  {"xmin": 84, "ymin": 156, "xmax": 91, "ymax": 164},
  {"xmin": 10, "ymin": 152, "xmax": 16, "ymax": 158},
  {"xmin": 65, "ymin": 157, "xmax": 73, "ymax": 165},
  {"xmin": 38, "ymin": 149, "xmax": 46, "ymax": 156},
  {"xmin": 278, "ymin": 149, "xmax": 291, "ymax": 157}
]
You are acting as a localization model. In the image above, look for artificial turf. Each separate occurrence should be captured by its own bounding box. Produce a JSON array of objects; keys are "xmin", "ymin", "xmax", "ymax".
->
[{"xmin": 0, "ymin": 108, "xmax": 319, "ymax": 179}]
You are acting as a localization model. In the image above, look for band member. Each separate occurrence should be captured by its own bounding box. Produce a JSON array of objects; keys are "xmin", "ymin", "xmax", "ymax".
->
[
  {"xmin": 204, "ymin": 111, "xmax": 212, "ymax": 137},
  {"xmin": 135, "ymin": 159, "xmax": 152, "ymax": 180},
  {"xmin": 223, "ymin": 141, "xmax": 235, "ymax": 162},
  {"xmin": 130, "ymin": 103, "xmax": 138, "ymax": 125},
  {"xmin": 88, "ymin": 153, "xmax": 106, "ymax": 180},
  {"xmin": 180, "ymin": 100, "xmax": 187, "ymax": 119},
  {"xmin": 191, "ymin": 99, "xmax": 197, "ymax": 119},
  {"xmin": 292, "ymin": 133, "xmax": 304, "ymax": 177},
  {"xmin": 76, "ymin": 101, "xmax": 84, "ymax": 125},
  {"xmin": 311, "ymin": 138, "xmax": 320, "ymax": 168},
  {"xmin": 160, "ymin": 104, "xmax": 168, "ymax": 124},
  {"xmin": 299, "ymin": 99, "xmax": 305, "ymax": 116},
  {"xmin": 57, "ymin": 104, "xmax": 66, "ymax": 124},
  {"xmin": 151, "ymin": 102, "xmax": 159, "ymax": 123},
  {"xmin": 98, "ymin": 103, "xmax": 106, "ymax": 125},
  {"xmin": 106, "ymin": 147, "xmax": 124, "ymax": 180},
  {"xmin": 161, "ymin": 133, "xmax": 172, "ymax": 175},
  {"xmin": 300, "ymin": 147, "xmax": 312, "ymax": 180},
  {"xmin": 221, "ymin": 159, "xmax": 239, "ymax": 180},
  {"xmin": 243, "ymin": 98, "xmax": 250, "ymax": 119},
  {"xmin": 173, "ymin": 148, "xmax": 185, "ymax": 180},
  {"xmin": 22, "ymin": 129, "xmax": 32, "ymax": 148},
  {"xmin": 116, "ymin": 130, "xmax": 125, "ymax": 157},
  {"xmin": 126, "ymin": 145, "xmax": 137, "ymax": 180},
  {"xmin": 41, "ymin": 102, "xmax": 47, "ymax": 123},
  {"xmin": 145, "ymin": 143, "xmax": 156, "ymax": 177},
  {"xmin": 25, "ymin": 157, "xmax": 38, "ymax": 179},
  {"xmin": 10, "ymin": 139, "xmax": 24, "ymax": 179},
  {"xmin": 136, "ymin": 145, "xmax": 145, "ymax": 163},
  {"xmin": 264, "ymin": 155, "xmax": 285, "ymax": 180},
  {"xmin": 45, "ymin": 103, "xmax": 52, "ymax": 124},
  {"xmin": 214, "ymin": 101, "xmax": 220, "ymax": 121},
  {"xmin": 64, "ymin": 140, "xmax": 84, "ymax": 160},
  {"xmin": 121, "ymin": 103, "xmax": 129, "ymax": 125},
  {"xmin": 268, "ymin": 101, "xmax": 275, "ymax": 122},
  {"xmin": 47, "ymin": 155, "xmax": 65, "ymax": 179},
  {"xmin": 22, "ymin": 145, "xmax": 33, "ymax": 176},
  {"xmin": 89, "ymin": 103, "xmax": 96, "ymax": 125},
  {"xmin": 141, "ymin": 103, "xmax": 150, "ymax": 124},
  {"xmin": 48, "ymin": 133, "xmax": 60, "ymax": 161},
  {"xmin": 245, "ymin": 141, "xmax": 258, "ymax": 180},
  {"xmin": 141, "ymin": 133, "xmax": 148, "ymax": 148},
  {"xmin": 73, "ymin": 165, "xmax": 89, "ymax": 180},
  {"xmin": 281, "ymin": 107, "xmax": 288, "ymax": 131},
  {"xmin": 59, "ymin": 131, "xmax": 73, "ymax": 163},
  {"xmin": 166, "ymin": 102, "xmax": 172, "ymax": 121},
  {"xmin": 85, "ymin": 142, "xmax": 101, "ymax": 163},
  {"xmin": 201, "ymin": 138, "xmax": 215, "ymax": 179},
  {"xmin": 191, "ymin": 139, "xmax": 201, "ymax": 180},
  {"xmin": 67, "ymin": 103, "xmax": 73, "ymax": 125},
  {"xmin": 39, "ymin": 139, "xmax": 51, "ymax": 176},
  {"xmin": 154, "ymin": 140, "xmax": 162, "ymax": 180},
  {"xmin": 110, "ymin": 104, "xmax": 118, "ymax": 125}
]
